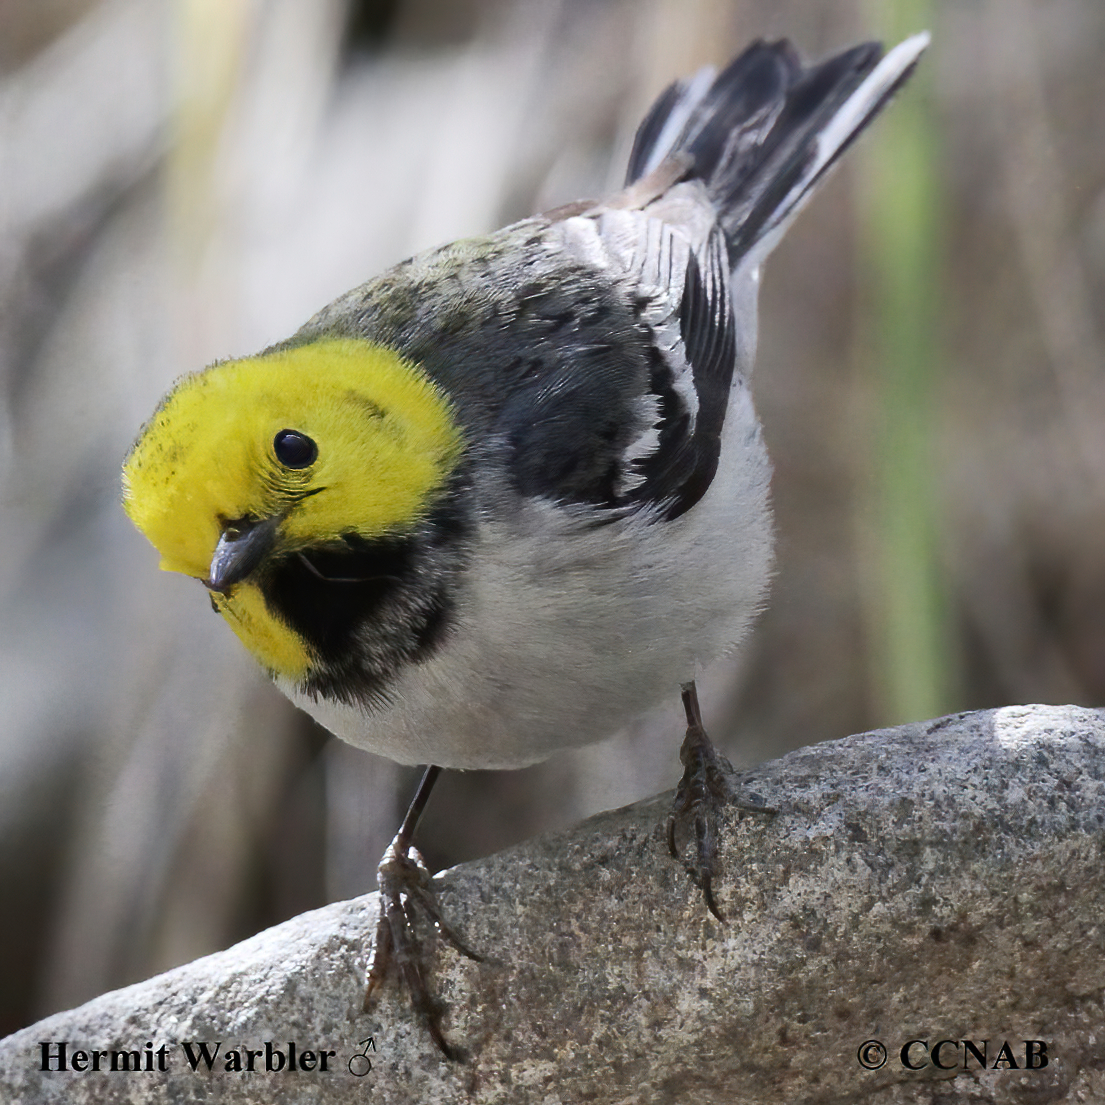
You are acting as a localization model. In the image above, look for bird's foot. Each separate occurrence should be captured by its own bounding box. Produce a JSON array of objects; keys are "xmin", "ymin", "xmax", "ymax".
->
[
  {"xmin": 667, "ymin": 680, "xmax": 776, "ymax": 922},
  {"xmin": 363, "ymin": 831, "xmax": 483, "ymax": 1062}
]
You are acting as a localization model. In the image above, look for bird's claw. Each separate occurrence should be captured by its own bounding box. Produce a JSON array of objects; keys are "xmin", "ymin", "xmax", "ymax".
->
[
  {"xmin": 667, "ymin": 681, "xmax": 776, "ymax": 922},
  {"xmin": 363, "ymin": 834, "xmax": 483, "ymax": 1062}
]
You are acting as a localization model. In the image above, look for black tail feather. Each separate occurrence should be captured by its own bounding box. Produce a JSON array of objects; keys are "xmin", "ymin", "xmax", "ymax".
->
[{"xmin": 626, "ymin": 36, "xmax": 926, "ymax": 265}]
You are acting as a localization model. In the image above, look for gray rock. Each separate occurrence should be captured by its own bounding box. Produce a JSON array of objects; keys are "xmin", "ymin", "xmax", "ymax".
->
[{"xmin": 2, "ymin": 704, "xmax": 1104, "ymax": 1103}]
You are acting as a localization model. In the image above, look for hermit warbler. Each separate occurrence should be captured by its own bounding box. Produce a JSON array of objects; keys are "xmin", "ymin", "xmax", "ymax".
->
[{"xmin": 123, "ymin": 33, "xmax": 928, "ymax": 1058}]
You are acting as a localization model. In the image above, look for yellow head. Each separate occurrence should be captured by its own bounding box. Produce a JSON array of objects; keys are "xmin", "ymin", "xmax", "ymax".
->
[{"xmin": 123, "ymin": 338, "xmax": 464, "ymax": 680}]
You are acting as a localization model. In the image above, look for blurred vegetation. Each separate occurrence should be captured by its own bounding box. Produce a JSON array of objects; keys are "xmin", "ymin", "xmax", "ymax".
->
[
  {"xmin": 860, "ymin": 0, "xmax": 950, "ymax": 724},
  {"xmin": 1, "ymin": 0, "xmax": 1103, "ymax": 1038}
]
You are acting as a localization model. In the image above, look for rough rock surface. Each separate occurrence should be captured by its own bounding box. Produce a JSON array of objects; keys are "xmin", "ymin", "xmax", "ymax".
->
[{"xmin": 2, "ymin": 704, "xmax": 1104, "ymax": 1103}]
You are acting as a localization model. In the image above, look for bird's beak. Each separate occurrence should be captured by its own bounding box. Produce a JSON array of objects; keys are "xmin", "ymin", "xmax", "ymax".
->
[{"xmin": 206, "ymin": 515, "xmax": 280, "ymax": 592}]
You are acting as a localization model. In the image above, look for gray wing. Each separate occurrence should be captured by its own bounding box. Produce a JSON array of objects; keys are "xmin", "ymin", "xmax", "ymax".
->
[
  {"xmin": 497, "ymin": 208, "xmax": 736, "ymax": 521},
  {"xmin": 295, "ymin": 34, "xmax": 927, "ymax": 528},
  {"xmin": 309, "ymin": 213, "xmax": 738, "ymax": 524}
]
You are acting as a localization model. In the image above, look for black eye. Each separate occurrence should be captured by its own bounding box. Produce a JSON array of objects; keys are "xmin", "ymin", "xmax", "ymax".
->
[{"xmin": 273, "ymin": 429, "xmax": 317, "ymax": 469}]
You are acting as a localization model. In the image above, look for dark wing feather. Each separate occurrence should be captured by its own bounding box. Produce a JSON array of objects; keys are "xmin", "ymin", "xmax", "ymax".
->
[
  {"xmin": 623, "ymin": 229, "xmax": 736, "ymax": 520},
  {"xmin": 484, "ymin": 215, "xmax": 735, "ymax": 521},
  {"xmin": 296, "ymin": 37, "xmax": 927, "ymax": 525},
  {"xmin": 489, "ymin": 262, "xmax": 656, "ymax": 510}
]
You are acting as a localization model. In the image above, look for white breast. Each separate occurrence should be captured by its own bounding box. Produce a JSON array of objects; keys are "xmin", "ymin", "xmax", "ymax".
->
[{"xmin": 287, "ymin": 377, "xmax": 773, "ymax": 770}]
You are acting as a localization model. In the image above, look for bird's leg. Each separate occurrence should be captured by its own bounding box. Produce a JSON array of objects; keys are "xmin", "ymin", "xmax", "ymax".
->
[
  {"xmin": 667, "ymin": 680, "xmax": 775, "ymax": 922},
  {"xmin": 363, "ymin": 764, "xmax": 483, "ymax": 1062}
]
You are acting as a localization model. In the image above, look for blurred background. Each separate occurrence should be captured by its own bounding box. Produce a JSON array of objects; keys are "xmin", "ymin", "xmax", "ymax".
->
[{"xmin": 2, "ymin": 0, "xmax": 1104, "ymax": 1037}]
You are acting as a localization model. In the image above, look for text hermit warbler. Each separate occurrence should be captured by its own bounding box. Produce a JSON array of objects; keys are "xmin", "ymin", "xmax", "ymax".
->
[{"xmin": 123, "ymin": 32, "xmax": 929, "ymax": 1059}]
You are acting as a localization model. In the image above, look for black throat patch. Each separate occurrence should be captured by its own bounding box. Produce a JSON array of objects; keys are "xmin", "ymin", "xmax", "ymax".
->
[{"xmin": 260, "ymin": 480, "xmax": 472, "ymax": 707}]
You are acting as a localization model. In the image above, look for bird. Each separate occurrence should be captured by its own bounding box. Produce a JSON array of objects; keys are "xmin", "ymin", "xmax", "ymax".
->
[{"xmin": 122, "ymin": 31, "xmax": 929, "ymax": 1059}]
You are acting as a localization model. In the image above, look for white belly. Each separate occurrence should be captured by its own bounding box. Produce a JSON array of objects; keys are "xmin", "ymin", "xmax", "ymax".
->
[{"xmin": 285, "ymin": 382, "xmax": 773, "ymax": 769}]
